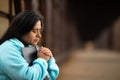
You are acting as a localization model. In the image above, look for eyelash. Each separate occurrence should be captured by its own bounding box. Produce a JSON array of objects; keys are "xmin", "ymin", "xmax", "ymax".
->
[
  {"xmin": 32, "ymin": 30, "xmax": 36, "ymax": 32},
  {"xmin": 32, "ymin": 30, "xmax": 42, "ymax": 33}
]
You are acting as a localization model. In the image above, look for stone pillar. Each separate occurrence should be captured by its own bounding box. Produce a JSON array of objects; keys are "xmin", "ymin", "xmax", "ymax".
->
[
  {"xmin": 45, "ymin": 0, "xmax": 53, "ymax": 49},
  {"xmin": 113, "ymin": 17, "xmax": 120, "ymax": 51}
]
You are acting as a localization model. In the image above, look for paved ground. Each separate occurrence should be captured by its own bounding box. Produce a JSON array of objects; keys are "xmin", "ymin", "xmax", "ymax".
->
[{"xmin": 57, "ymin": 49, "xmax": 120, "ymax": 80}]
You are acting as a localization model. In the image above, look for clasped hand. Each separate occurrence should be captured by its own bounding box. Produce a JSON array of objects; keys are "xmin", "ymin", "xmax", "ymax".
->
[{"xmin": 37, "ymin": 47, "xmax": 53, "ymax": 61}]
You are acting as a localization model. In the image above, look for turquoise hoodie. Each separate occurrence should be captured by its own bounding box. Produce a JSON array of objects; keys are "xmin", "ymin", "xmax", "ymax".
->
[{"xmin": 0, "ymin": 38, "xmax": 59, "ymax": 80}]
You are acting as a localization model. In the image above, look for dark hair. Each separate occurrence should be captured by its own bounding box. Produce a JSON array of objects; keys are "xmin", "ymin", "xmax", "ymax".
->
[{"xmin": 0, "ymin": 10, "xmax": 44, "ymax": 44}]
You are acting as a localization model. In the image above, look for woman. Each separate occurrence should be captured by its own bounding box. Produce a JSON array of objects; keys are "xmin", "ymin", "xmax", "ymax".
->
[{"xmin": 0, "ymin": 10, "xmax": 59, "ymax": 80}]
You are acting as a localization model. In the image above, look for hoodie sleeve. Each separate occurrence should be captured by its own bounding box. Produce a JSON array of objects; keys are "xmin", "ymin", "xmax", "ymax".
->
[
  {"xmin": 2, "ymin": 46, "xmax": 49, "ymax": 80},
  {"xmin": 47, "ymin": 57, "xmax": 59, "ymax": 80}
]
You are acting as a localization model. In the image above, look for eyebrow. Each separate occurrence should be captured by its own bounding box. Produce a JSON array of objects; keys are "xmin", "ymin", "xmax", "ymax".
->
[
  {"xmin": 32, "ymin": 28, "xmax": 41, "ymax": 30},
  {"xmin": 32, "ymin": 28, "xmax": 43, "ymax": 32},
  {"xmin": 33, "ymin": 28, "xmax": 40, "ymax": 30}
]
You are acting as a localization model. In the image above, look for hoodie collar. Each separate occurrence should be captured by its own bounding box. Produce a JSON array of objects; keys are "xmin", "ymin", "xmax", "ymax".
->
[{"xmin": 9, "ymin": 38, "xmax": 25, "ymax": 48}]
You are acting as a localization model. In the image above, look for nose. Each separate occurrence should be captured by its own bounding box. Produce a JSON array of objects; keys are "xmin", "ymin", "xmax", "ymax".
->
[{"xmin": 36, "ymin": 32, "xmax": 42, "ymax": 38}]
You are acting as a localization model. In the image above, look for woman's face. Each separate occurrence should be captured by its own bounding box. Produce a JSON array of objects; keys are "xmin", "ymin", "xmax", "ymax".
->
[{"xmin": 21, "ymin": 20, "xmax": 42, "ymax": 45}]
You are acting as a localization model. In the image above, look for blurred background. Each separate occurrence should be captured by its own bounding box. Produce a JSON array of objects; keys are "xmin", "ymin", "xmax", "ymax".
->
[{"xmin": 0, "ymin": 0, "xmax": 120, "ymax": 80}]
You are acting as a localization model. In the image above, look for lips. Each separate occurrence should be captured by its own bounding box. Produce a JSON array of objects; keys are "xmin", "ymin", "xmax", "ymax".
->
[{"xmin": 34, "ymin": 39, "xmax": 39, "ymax": 43}]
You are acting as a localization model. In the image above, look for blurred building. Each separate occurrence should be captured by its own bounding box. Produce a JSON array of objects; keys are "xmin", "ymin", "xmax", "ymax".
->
[
  {"xmin": 0, "ymin": 0, "xmax": 79, "ymax": 63},
  {"xmin": 0, "ymin": 0, "xmax": 120, "ymax": 63}
]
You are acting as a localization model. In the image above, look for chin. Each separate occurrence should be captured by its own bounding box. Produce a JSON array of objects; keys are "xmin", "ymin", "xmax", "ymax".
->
[{"xmin": 32, "ymin": 43, "xmax": 38, "ymax": 46}]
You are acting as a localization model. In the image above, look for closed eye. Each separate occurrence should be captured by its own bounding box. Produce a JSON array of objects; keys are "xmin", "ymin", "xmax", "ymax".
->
[
  {"xmin": 32, "ymin": 29, "xmax": 38, "ymax": 33},
  {"xmin": 32, "ymin": 29, "xmax": 43, "ymax": 34}
]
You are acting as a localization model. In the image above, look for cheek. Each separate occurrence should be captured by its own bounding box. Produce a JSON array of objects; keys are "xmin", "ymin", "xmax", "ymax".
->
[
  {"xmin": 27, "ymin": 35, "xmax": 35, "ymax": 43},
  {"xmin": 22, "ymin": 34, "xmax": 35, "ymax": 44},
  {"xmin": 28, "ymin": 34, "xmax": 39, "ymax": 45},
  {"xmin": 27, "ymin": 37, "xmax": 33, "ymax": 43}
]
